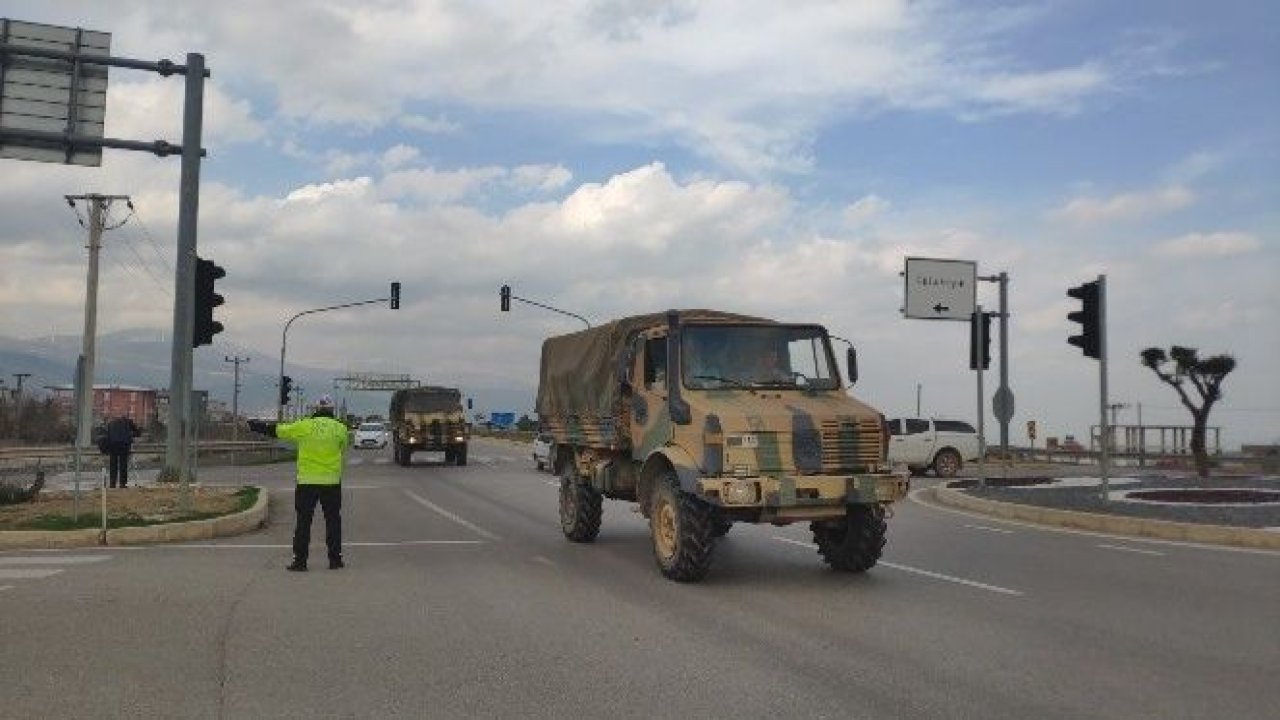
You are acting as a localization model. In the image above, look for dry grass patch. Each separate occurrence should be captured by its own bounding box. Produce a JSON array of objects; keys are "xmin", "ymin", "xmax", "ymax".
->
[{"xmin": 0, "ymin": 486, "xmax": 257, "ymax": 531}]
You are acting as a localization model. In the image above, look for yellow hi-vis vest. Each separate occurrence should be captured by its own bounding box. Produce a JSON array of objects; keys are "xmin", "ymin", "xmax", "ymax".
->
[{"xmin": 276, "ymin": 415, "xmax": 349, "ymax": 485}]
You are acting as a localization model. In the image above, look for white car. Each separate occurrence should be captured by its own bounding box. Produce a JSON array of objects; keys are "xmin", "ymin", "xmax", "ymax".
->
[
  {"xmin": 532, "ymin": 433, "xmax": 554, "ymax": 472},
  {"xmin": 353, "ymin": 422, "xmax": 390, "ymax": 449},
  {"xmin": 886, "ymin": 417, "xmax": 981, "ymax": 477}
]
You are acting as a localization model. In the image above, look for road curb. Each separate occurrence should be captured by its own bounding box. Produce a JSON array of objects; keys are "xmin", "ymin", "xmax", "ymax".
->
[
  {"xmin": 930, "ymin": 486, "xmax": 1280, "ymax": 550},
  {"xmin": 0, "ymin": 486, "xmax": 270, "ymax": 550}
]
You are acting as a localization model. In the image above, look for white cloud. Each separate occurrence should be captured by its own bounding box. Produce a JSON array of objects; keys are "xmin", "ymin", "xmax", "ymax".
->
[
  {"xmin": 380, "ymin": 145, "xmax": 422, "ymax": 170},
  {"xmin": 509, "ymin": 164, "xmax": 573, "ymax": 193},
  {"xmin": 398, "ymin": 114, "xmax": 462, "ymax": 135},
  {"xmin": 55, "ymin": 0, "xmax": 1142, "ymax": 175},
  {"xmin": 1152, "ymin": 232, "xmax": 1262, "ymax": 259},
  {"xmin": 282, "ymin": 177, "xmax": 373, "ymax": 204},
  {"xmin": 1049, "ymin": 186, "xmax": 1194, "ymax": 224},
  {"xmin": 843, "ymin": 195, "xmax": 891, "ymax": 227},
  {"xmin": 105, "ymin": 77, "xmax": 264, "ymax": 146},
  {"xmin": 378, "ymin": 167, "xmax": 506, "ymax": 203}
]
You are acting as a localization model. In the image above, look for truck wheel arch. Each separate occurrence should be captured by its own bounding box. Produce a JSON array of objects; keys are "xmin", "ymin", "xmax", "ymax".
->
[{"xmin": 638, "ymin": 445, "xmax": 701, "ymax": 516}]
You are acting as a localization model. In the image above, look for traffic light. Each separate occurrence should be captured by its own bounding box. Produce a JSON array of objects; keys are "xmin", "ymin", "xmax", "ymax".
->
[
  {"xmin": 390, "ymin": 281, "xmax": 400, "ymax": 310},
  {"xmin": 280, "ymin": 375, "xmax": 293, "ymax": 406},
  {"xmin": 193, "ymin": 256, "xmax": 225, "ymax": 347},
  {"xmin": 1067, "ymin": 279, "xmax": 1102, "ymax": 359},
  {"xmin": 500, "ymin": 284, "xmax": 511, "ymax": 312},
  {"xmin": 969, "ymin": 311, "xmax": 991, "ymax": 370}
]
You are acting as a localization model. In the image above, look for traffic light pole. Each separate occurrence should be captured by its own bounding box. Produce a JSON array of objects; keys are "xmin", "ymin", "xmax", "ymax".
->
[
  {"xmin": 277, "ymin": 289, "xmax": 398, "ymax": 420},
  {"xmin": 499, "ymin": 285, "xmax": 590, "ymax": 328},
  {"xmin": 162, "ymin": 54, "xmax": 206, "ymax": 507},
  {"xmin": 974, "ymin": 305, "xmax": 987, "ymax": 488},
  {"xmin": 1096, "ymin": 275, "xmax": 1110, "ymax": 499}
]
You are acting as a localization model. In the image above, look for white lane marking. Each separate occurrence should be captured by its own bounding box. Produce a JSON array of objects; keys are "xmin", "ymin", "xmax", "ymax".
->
[
  {"xmin": 0, "ymin": 585, "xmax": 12, "ymax": 592},
  {"xmin": 1097, "ymin": 544, "xmax": 1165, "ymax": 557},
  {"xmin": 544, "ymin": 480, "xmax": 559, "ymax": 488},
  {"xmin": 532, "ymin": 556, "xmax": 556, "ymax": 567},
  {"xmin": 0, "ymin": 569, "xmax": 63, "ymax": 580},
  {"xmin": 0, "ymin": 555, "xmax": 111, "ymax": 566},
  {"xmin": 964, "ymin": 524, "xmax": 1014, "ymax": 535},
  {"xmin": 772, "ymin": 537, "xmax": 1023, "ymax": 597},
  {"xmin": 909, "ymin": 487, "xmax": 1280, "ymax": 557},
  {"xmin": 403, "ymin": 490, "xmax": 501, "ymax": 541}
]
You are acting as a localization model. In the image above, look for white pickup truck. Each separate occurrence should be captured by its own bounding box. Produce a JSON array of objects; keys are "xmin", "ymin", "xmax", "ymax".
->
[{"xmin": 886, "ymin": 418, "xmax": 981, "ymax": 477}]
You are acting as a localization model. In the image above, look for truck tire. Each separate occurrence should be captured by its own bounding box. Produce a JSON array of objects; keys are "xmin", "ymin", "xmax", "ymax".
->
[
  {"xmin": 393, "ymin": 444, "xmax": 407, "ymax": 466},
  {"xmin": 811, "ymin": 504, "xmax": 886, "ymax": 572},
  {"xmin": 932, "ymin": 448, "xmax": 962, "ymax": 477},
  {"xmin": 559, "ymin": 471, "xmax": 602, "ymax": 542},
  {"xmin": 650, "ymin": 472, "xmax": 716, "ymax": 582},
  {"xmin": 711, "ymin": 515, "xmax": 733, "ymax": 537},
  {"xmin": 456, "ymin": 445, "xmax": 467, "ymax": 466}
]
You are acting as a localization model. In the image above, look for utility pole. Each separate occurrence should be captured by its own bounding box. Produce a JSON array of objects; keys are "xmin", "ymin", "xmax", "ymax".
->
[
  {"xmin": 224, "ymin": 355, "xmax": 248, "ymax": 440},
  {"xmin": 65, "ymin": 194, "xmax": 131, "ymax": 448}
]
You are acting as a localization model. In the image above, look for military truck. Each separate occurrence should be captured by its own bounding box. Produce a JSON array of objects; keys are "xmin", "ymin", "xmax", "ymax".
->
[
  {"xmin": 389, "ymin": 386, "xmax": 469, "ymax": 466},
  {"xmin": 537, "ymin": 309, "xmax": 908, "ymax": 582}
]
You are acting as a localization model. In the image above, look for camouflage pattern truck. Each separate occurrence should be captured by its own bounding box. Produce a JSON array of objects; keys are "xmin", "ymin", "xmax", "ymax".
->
[
  {"xmin": 537, "ymin": 309, "xmax": 908, "ymax": 582},
  {"xmin": 389, "ymin": 386, "xmax": 469, "ymax": 467}
]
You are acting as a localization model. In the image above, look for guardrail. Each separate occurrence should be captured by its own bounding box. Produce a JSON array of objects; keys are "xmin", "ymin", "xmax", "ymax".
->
[{"xmin": 0, "ymin": 440, "xmax": 273, "ymax": 462}]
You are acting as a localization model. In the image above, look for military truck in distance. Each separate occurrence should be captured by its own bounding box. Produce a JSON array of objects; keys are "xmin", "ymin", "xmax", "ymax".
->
[
  {"xmin": 389, "ymin": 386, "xmax": 469, "ymax": 466},
  {"xmin": 537, "ymin": 309, "xmax": 908, "ymax": 582}
]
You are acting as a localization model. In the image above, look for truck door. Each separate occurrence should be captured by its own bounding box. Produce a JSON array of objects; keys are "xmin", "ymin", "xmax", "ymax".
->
[{"xmin": 629, "ymin": 333, "xmax": 671, "ymax": 458}]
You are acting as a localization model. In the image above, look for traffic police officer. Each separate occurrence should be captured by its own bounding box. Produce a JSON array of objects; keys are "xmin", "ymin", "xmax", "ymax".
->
[{"xmin": 249, "ymin": 394, "xmax": 349, "ymax": 571}]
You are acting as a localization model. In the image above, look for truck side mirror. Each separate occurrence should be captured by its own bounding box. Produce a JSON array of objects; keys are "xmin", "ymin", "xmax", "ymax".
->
[{"xmin": 847, "ymin": 347, "xmax": 858, "ymax": 386}]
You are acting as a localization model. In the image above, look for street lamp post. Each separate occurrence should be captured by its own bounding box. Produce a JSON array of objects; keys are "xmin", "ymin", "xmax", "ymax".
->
[{"xmin": 278, "ymin": 285, "xmax": 400, "ymax": 420}]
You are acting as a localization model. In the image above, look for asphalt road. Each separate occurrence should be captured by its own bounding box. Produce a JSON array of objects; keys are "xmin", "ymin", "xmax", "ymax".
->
[{"xmin": 3, "ymin": 437, "xmax": 1277, "ymax": 719}]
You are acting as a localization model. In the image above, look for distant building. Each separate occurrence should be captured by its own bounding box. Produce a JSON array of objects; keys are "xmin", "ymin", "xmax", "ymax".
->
[{"xmin": 46, "ymin": 384, "xmax": 159, "ymax": 428}]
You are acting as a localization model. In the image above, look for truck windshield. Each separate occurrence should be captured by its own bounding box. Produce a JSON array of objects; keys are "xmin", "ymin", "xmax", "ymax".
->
[{"xmin": 681, "ymin": 325, "xmax": 839, "ymax": 390}]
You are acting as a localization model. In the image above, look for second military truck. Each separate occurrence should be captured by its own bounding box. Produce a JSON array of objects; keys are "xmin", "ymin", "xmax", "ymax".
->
[
  {"xmin": 537, "ymin": 309, "xmax": 908, "ymax": 582},
  {"xmin": 389, "ymin": 386, "xmax": 469, "ymax": 466}
]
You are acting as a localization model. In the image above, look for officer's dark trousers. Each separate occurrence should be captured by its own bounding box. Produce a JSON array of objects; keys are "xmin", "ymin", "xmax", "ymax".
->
[
  {"xmin": 107, "ymin": 447, "xmax": 131, "ymax": 488},
  {"xmin": 293, "ymin": 484, "xmax": 342, "ymax": 562}
]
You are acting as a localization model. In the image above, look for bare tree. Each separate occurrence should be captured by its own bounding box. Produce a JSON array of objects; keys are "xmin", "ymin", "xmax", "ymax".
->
[{"xmin": 1139, "ymin": 346, "xmax": 1236, "ymax": 478}]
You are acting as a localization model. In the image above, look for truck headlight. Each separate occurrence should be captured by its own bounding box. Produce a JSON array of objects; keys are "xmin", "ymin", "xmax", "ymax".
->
[{"xmin": 721, "ymin": 480, "xmax": 759, "ymax": 505}]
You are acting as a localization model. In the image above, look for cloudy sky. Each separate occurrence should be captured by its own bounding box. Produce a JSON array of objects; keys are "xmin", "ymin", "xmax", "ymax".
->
[{"xmin": 1, "ymin": 1, "xmax": 1277, "ymax": 446}]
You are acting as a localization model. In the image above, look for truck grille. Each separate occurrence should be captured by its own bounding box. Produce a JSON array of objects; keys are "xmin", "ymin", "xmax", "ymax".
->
[{"xmin": 818, "ymin": 418, "xmax": 883, "ymax": 472}]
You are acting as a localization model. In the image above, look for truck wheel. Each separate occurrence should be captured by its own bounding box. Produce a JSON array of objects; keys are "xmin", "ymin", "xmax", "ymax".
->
[
  {"xmin": 393, "ymin": 445, "xmax": 406, "ymax": 466},
  {"xmin": 932, "ymin": 448, "xmax": 962, "ymax": 477},
  {"xmin": 811, "ymin": 504, "xmax": 886, "ymax": 572},
  {"xmin": 444, "ymin": 448, "xmax": 455, "ymax": 464},
  {"xmin": 559, "ymin": 471, "xmax": 602, "ymax": 542},
  {"xmin": 650, "ymin": 472, "xmax": 716, "ymax": 582},
  {"xmin": 456, "ymin": 445, "xmax": 468, "ymax": 466},
  {"xmin": 711, "ymin": 515, "xmax": 733, "ymax": 537}
]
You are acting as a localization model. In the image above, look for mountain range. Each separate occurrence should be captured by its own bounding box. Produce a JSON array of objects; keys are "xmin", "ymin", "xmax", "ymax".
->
[{"xmin": 0, "ymin": 330, "xmax": 534, "ymax": 421}]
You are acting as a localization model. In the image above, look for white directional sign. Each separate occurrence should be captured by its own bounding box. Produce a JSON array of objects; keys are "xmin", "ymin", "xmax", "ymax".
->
[{"xmin": 902, "ymin": 257, "xmax": 976, "ymax": 321}]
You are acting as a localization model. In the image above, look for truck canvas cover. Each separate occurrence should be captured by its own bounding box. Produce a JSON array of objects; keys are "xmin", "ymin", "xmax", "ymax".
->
[
  {"xmin": 537, "ymin": 309, "xmax": 767, "ymax": 416},
  {"xmin": 391, "ymin": 386, "xmax": 462, "ymax": 415}
]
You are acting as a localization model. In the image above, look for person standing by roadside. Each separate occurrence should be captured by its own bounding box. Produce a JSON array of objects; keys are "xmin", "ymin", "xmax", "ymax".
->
[
  {"xmin": 102, "ymin": 415, "xmax": 140, "ymax": 488},
  {"xmin": 248, "ymin": 395, "xmax": 349, "ymax": 571}
]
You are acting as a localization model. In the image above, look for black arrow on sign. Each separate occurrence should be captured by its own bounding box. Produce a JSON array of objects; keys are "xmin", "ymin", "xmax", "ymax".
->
[{"xmin": 933, "ymin": 303, "xmax": 950, "ymax": 313}]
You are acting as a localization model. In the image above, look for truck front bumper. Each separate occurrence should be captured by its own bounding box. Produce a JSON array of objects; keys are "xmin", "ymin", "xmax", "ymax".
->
[{"xmin": 695, "ymin": 471, "xmax": 909, "ymax": 521}]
